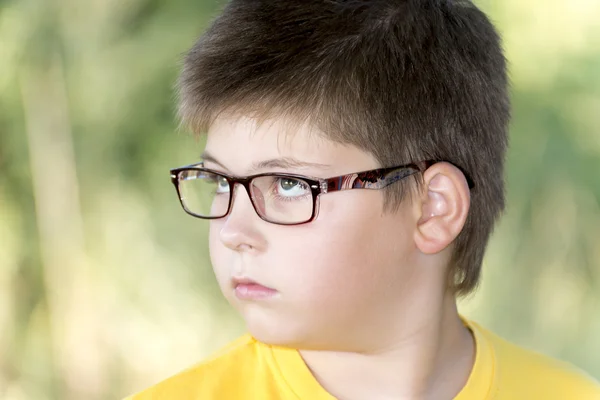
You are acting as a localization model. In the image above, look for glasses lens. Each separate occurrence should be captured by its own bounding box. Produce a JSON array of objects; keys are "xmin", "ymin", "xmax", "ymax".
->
[
  {"xmin": 177, "ymin": 169, "xmax": 230, "ymax": 218},
  {"xmin": 250, "ymin": 176, "xmax": 313, "ymax": 224}
]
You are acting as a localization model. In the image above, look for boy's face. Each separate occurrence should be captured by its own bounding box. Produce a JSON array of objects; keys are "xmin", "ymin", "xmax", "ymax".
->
[{"xmin": 205, "ymin": 115, "xmax": 428, "ymax": 350}]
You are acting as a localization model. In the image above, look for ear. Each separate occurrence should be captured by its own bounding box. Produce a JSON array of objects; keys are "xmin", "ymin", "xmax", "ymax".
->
[{"xmin": 413, "ymin": 162, "xmax": 471, "ymax": 255}]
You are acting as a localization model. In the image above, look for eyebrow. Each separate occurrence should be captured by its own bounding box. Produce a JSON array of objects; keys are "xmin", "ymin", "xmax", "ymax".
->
[{"xmin": 200, "ymin": 150, "xmax": 331, "ymax": 173}]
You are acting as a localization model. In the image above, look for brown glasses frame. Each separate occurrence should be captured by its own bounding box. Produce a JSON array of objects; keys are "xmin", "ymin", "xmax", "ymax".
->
[{"xmin": 170, "ymin": 160, "xmax": 473, "ymax": 225}]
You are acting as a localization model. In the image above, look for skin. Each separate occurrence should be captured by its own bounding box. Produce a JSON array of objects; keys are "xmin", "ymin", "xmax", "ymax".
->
[{"xmin": 204, "ymin": 114, "xmax": 474, "ymax": 400}]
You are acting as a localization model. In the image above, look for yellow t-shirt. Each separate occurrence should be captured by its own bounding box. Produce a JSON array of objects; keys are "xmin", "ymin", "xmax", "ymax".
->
[{"xmin": 126, "ymin": 319, "xmax": 600, "ymax": 399}]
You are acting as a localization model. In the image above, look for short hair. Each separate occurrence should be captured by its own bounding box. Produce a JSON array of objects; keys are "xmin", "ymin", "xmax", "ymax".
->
[{"xmin": 177, "ymin": 0, "xmax": 510, "ymax": 296}]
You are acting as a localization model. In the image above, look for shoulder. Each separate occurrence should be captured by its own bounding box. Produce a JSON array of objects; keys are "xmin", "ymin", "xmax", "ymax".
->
[
  {"xmin": 469, "ymin": 320, "xmax": 600, "ymax": 400},
  {"xmin": 124, "ymin": 334, "xmax": 263, "ymax": 400}
]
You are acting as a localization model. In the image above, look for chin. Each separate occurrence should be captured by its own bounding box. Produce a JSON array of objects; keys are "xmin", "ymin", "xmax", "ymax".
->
[
  {"xmin": 246, "ymin": 319, "xmax": 300, "ymax": 347},
  {"xmin": 245, "ymin": 317, "xmax": 341, "ymax": 351},
  {"xmin": 241, "ymin": 307, "xmax": 309, "ymax": 347},
  {"xmin": 249, "ymin": 328, "xmax": 296, "ymax": 347}
]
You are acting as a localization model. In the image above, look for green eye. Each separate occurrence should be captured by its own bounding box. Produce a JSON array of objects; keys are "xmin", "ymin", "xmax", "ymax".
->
[
  {"xmin": 280, "ymin": 178, "xmax": 301, "ymax": 191},
  {"xmin": 275, "ymin": 178, "xmax": 309, "ymax": 198},
  {"xmin": 215, "ymin": 176, "xmax": 230, "ymax": 193}
]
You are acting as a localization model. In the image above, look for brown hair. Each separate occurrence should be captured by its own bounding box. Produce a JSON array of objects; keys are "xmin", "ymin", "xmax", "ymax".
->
[{"xmin": 177, "ymin": 0, "xmax": 510, "ymax": 295}]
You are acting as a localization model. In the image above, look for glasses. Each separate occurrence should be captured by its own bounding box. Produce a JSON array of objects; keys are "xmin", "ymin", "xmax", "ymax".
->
[{"xmin": 170, "ymin": 160, "xmax": 439, "ymax": 225}]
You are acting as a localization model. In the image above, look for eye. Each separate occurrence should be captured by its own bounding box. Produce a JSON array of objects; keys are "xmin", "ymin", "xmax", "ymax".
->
[
  {"xmin": 276, "ymin": 178, "xmax": 310, "ymax": 197},
  {"xmin": 215, "ymin": 176, "xmax": 230, "ymax": 193}
]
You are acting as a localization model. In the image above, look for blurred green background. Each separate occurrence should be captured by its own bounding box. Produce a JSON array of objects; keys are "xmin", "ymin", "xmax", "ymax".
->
[{"xmin": 0, "ymin": 0, "xmax": 599, "ymax": 399}]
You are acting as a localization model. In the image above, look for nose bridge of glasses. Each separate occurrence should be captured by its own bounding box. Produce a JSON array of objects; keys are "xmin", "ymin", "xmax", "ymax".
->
[{"xmin": 228, "ymin": 178, "xmax": 261, "ymax": 215}]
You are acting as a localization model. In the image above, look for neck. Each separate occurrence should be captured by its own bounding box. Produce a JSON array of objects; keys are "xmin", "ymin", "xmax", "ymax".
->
[{"xmin": 299, "ymin": 292, "xmax": 474, "ymax": 400}]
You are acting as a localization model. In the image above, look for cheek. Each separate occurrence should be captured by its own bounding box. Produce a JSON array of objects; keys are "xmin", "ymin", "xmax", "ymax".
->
[
  {"xmin": 274, "ymin": 196, "xmax": 415, "ymax": 306},
  {"xmin": 208, "ymin": 223, "xmax": 231, "ymax": 289}
]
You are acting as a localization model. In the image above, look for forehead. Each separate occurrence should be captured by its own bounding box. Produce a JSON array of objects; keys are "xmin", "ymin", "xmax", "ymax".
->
[{"xmin": 204, "ymin": 114, "xmax": 378, "ymax": 176}]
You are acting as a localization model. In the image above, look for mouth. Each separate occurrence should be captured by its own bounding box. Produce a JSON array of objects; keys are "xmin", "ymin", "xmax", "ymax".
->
[{"xmin": 231, "ymin": 277, "xmax": 278, "ymax": 300}]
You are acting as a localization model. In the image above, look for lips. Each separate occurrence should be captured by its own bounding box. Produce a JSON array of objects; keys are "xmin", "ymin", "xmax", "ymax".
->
[{"xmin": 232, "ymin": 277, "xmax": 277, "ymax": 300}]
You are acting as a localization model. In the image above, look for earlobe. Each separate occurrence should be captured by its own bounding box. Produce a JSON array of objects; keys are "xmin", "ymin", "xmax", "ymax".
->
[{"xmin": 413, "ymin": 163, "xmax": 470, "ymax": 255}]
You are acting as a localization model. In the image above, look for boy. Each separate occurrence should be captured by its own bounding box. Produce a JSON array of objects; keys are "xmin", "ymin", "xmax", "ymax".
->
[{"xmin": 128, "ymin": 0, "xmax": 600, "ymax": 399}]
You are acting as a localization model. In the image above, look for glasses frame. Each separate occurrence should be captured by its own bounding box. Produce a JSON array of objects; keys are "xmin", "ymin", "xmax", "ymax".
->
[{"xmin": 170, "ymin": 160, "xmax": 472, "ymax": 226}]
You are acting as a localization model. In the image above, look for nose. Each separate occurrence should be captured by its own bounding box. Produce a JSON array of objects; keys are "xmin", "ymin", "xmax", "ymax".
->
[{"xmin": 218, "ymin": 183, "xmax": 266, "ymax": 252}]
